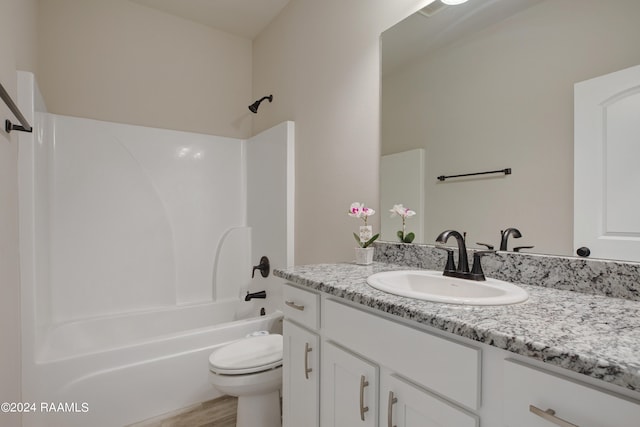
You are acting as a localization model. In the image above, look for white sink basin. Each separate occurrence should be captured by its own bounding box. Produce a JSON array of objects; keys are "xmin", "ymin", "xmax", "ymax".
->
[{"xmin": 367, "ymin": 270, "xmax": 528, "ymax": 305}]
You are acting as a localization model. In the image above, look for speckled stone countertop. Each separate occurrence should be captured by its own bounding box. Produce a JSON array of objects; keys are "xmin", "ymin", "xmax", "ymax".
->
[{"xmin": 274, "ymin": 261, "xmax": 640, "ymax": 392}]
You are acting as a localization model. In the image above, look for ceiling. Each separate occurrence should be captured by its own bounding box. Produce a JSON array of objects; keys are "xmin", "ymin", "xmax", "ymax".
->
[
  {"xmin": 130, "ymin": 0, "xmax": 291, "ymax": 39},
  {"xmin": 382, "ymin": 0, "xmax": 543, "ymax": 76}
]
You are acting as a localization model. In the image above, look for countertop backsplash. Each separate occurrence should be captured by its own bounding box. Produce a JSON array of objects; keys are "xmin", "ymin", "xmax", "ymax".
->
[{"xmin": 374, "ymin": 241, "xmax": 640, "ymax": 302}]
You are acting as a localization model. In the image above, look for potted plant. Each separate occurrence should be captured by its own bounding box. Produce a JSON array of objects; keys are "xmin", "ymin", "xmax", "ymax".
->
[
  {"xmin": 390, "ymin": 204, "xmax": 416, "ymax": 243},
  {"xmin": 348, "ymin": 202, "xmax": 379, "ymax": 265}
]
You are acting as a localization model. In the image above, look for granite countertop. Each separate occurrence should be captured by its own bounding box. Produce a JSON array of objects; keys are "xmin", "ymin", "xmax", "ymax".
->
[{"xmin": 274, "ymin": 262, "xmax": 640, "ymax": 392}]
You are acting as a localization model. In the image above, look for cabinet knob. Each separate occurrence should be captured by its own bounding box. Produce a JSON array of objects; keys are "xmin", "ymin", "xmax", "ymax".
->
[
  {"xmin": 359, "ymin": 375, "xmax": 369, "ymax": 421},
  {"xmin": 529, "ymin": 405, "xmax": 579, "ymax": 427},
  {"xmin": 387, "ymin": 391, "xmax": 398, "ymax": 427},
  {"xmin": 304, "ymin": 342, "xmax": 312, "ymax": 380},
  {"xmin": 285, "ymin": 300, "xmax": 305, "ymax": 311}
]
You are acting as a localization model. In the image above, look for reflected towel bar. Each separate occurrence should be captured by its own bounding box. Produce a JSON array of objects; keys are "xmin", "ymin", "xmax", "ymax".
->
[
  {"xmin": 437, "ymin": 168, "xmax": 511, "ymax": 181},
  {"xmin": 1, "ymin": 81, "xmax": 32, "ymax": 133}
]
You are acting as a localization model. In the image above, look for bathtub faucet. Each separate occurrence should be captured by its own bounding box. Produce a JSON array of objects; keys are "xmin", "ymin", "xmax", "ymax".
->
[{"xmin": 245, "ymin": 290, "xmax": 267, "ymax": 301}]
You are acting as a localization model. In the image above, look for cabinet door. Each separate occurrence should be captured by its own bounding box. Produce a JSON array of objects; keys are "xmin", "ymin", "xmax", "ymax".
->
[
  {"xmin": 321, "ymin": 341, "xmax": 378, "ymax": 427},
  {"xmin": 381, "ymin": 374, "xmax": 478, "ymax": 427},
  {"xmin": 283, "ymin": 320, "xmax": 319, "ymax": 427}
]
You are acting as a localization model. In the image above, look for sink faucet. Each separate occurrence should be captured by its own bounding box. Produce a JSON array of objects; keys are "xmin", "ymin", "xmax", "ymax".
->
[
  {"xmin": 436, "ymin": 230, "xmax": 492, "ymax": 281},
  {"xmin": 435, "ymin": 230, "xmax": 469, "ymax": 275},
  {"xmin": 499, "ymin": 228, "xmax": 522, "ymax": 251}
]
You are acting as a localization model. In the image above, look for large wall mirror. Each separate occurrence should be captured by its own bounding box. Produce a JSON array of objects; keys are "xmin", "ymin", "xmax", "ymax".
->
[{"xmin": 380, "ymin": 0, "xmax": 640, "ymax": 261}]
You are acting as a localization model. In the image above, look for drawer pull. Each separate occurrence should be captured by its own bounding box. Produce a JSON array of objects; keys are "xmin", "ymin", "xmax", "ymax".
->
[
  {"xmin": 285, "ymin": 300, "xmax": 305, "ymax": 311},
  {"xmin": 529, "ymin": 405, "xmax": 579, "ymax": 427},
  {"xmin": 359, "ymin": 375, "xmax": 369, "ymax": 421},
  {"xmin": 304, "ymin": 342, "xmax": 312, "ymax": 379},
  {"xmin": 387, "ymin": 391, "xmax": 398, "ymax": 427}
]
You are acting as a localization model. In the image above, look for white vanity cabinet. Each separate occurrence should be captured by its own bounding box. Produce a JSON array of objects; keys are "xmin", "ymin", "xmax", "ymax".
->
[
  {"xmin": 282, "ymin": 282, "xmax": 640, "ymax": 427},
  {"xmin": 282, "ymin": 285, "xmax": 320, "ymax": 427}
]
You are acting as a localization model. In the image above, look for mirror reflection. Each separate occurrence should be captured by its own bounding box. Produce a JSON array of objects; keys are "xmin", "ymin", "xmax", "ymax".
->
[{"xmin": 380, "ymin": 0, "xmax": 640, "ymax": 261}]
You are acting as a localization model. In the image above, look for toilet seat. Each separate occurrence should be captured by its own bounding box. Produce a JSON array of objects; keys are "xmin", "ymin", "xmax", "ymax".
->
[{"xmin": 209, "ymin": 334, "xmax": 283, "ymax": 375}]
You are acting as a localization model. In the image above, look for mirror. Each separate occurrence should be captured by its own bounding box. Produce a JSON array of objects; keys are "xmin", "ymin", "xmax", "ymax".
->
[{"xmin": 380, "ymin": 0, "xmax": 640, "ymax": 260}]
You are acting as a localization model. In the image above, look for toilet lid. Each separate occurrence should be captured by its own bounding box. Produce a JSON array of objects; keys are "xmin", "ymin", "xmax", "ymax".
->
[{"xmin": 209, "ymin": 334, "xmax": 283, "ymax": 375}]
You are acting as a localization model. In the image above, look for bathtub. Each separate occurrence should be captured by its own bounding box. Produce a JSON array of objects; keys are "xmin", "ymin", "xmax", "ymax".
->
[
  {"xmin": 23, "ymin": 303, "xmax": 283, "ymax": 427},
  {"xmin": 17, "ymin": 73, "xmax": 292, "ymax": 427}
]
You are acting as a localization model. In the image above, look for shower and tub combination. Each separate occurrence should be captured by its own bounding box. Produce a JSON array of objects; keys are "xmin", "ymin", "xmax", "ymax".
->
[{"xmin": 16, "ymin": 72, "xmax": 294, "ymax": 427}]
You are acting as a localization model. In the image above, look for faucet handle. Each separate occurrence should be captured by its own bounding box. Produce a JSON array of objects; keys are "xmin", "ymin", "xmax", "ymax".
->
[
  {"xmin": 470, "ymin": 250, "xmax": 495, "ymax": 281},
  {"xmin": 476, "ymin": 242, "xmax": 494, "ymax": 250},
  {"xmin": 513, "ymin": 246, "xmax": 534, "ymax": 252},
  {"xmin": 434, "ymin": 245, "xmax": 456, "ymax": 273},
  {"xmin": 252, "ymin": 256, "xmax": 270, "ymax": 278}
]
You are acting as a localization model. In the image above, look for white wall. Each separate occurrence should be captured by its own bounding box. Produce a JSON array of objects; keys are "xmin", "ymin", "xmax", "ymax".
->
[
  {"xmin": 0, "ymin": 1, "xmax": 37, "ymax": 426},
  {"xmin": 35, "ymin": 0, "xmax": 436, "ymax": 265},
  {"xmin": 381, "ymin": 0, "xmax": 640, "ymax": 256},
  {"xmin": 37, "ymin": 0, "xmax": 253, "ymax": 139},
  {"xmin": 252, "ymin": 0, "xmax": 434, "ymax": 264}
]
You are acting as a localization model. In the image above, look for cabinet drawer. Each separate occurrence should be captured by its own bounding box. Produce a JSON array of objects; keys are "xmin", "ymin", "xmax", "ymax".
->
[
  {"xmin": 503, "ymin": 359, "xmax": 640, "ymax": 427},
  {"xmin": 283, "ymin": 284, "xmax": 320, "ymax": 330},
  {"xmin": 323, "ymin": 298, "xmax": 481, "ymax": 410}
]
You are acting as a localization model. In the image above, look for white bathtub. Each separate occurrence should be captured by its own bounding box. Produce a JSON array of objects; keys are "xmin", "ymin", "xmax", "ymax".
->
[
  {"xmin": 23, "ymin": 303, "xmax": 283, "ymax": 427},
  {"xmin": 17, "ymin": 74, "xmax": 292, "ymax": 427}
]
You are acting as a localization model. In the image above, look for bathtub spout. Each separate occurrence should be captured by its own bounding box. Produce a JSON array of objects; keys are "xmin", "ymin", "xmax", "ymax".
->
[{"xmin": 245, "ymin": 290, "xmax": 266, "ymax": 301}]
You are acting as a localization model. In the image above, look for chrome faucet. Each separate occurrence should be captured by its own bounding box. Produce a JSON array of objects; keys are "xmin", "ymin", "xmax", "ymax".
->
[
  {"xmin": 436, "ymin": 230, "xmax": 492, "ymax": 281},
  {"xmin": 499, "ymin": 228, "xmax": 522, "ymax": 251},
  {"xmin": 435, "ymin": 230, "xmax": 469, "ymax": 275}
]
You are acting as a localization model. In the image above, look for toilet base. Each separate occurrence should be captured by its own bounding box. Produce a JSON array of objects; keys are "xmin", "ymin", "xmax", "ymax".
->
[{"xmin": 236, "ymin": 390, "xmax": 281, "ymax": 427}]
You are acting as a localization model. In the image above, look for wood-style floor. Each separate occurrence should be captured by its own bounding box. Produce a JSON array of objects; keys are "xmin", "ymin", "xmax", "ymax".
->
[{"xmin": 126, "ymin": 395, "xmax": 238, "ymax": 427}]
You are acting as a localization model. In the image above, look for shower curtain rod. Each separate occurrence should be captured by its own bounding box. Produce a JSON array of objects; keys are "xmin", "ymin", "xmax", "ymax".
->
[{"xmin": 1, "ymin": 81, "xmax": 32, "ymax": 133}]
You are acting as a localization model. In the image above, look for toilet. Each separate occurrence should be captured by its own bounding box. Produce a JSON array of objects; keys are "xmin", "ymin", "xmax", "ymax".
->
[{"xmin": 209, "ymin": 333, "xmax": 283, "ymax": 427}]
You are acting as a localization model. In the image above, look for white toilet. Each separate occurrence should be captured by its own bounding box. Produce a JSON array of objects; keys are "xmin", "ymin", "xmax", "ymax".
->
[{"xmin": 209, "ymin": 333, "xmax": 283, "ymax": 427}]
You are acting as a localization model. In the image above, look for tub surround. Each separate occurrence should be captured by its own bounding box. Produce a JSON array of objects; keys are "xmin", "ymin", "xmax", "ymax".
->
[
  {"xmin": 17, "ymin": 73, "xmax": 295, "ymax": 427},
  {"xmin": 274, "ymin": 243, "xmax": 640, "ymax": 393}
]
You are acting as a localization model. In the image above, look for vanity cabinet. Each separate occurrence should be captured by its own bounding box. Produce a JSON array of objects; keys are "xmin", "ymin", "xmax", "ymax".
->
[
  {"xmin": 282, "ymin": 285, "xmax": 320, "ymax": 427},
  {"xmin": 282, "ymin": 282, "xmax": 640, "ymax": 427}
]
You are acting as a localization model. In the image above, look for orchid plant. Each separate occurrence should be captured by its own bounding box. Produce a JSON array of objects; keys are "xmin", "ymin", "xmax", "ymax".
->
[
  {"xmin": 390, "ymin": 204, "xmax": 416, "ymax": 243},
  {"xmin": 348, "ymin": 202, "xmax": 379, "ymax": 248}
]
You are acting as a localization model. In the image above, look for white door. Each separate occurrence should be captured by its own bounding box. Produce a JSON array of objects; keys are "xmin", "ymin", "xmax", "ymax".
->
[
  {"xmin": 321, "ymin": 342, "xmax": 378, "ymax": 427},
  {"xmin": 283, "ymin": 320, "xmax": 319, "ymax": 427},
  {"xmin": 574, "ymin": 64, "xmax": 640, "ymax": 261}
]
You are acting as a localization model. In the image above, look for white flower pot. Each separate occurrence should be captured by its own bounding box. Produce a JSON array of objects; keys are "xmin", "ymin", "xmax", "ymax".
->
[
  {"xmin": 359, "ymin": 225, "xmax": 373, "ymax": 243},
  {"xmin": 355, "ymin": 247, "xmax": 375, "ymax": 265}
]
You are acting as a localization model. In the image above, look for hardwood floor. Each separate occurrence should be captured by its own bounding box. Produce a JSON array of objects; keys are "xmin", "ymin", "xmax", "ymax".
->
[{"xmin": 126, "ymin": 395, "xmax": 238, "ymax": 427}]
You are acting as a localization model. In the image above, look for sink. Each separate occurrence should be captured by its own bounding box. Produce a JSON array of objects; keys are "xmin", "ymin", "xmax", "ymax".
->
[{"xmin": 366, "ymin": 270, "xmax": 528, "ymax": 305}]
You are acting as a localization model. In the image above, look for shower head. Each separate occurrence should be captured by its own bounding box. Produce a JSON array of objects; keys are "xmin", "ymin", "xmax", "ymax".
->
[{"xmin": 248, "ymin": 95, "xmax": 273, "ymax": 113}]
